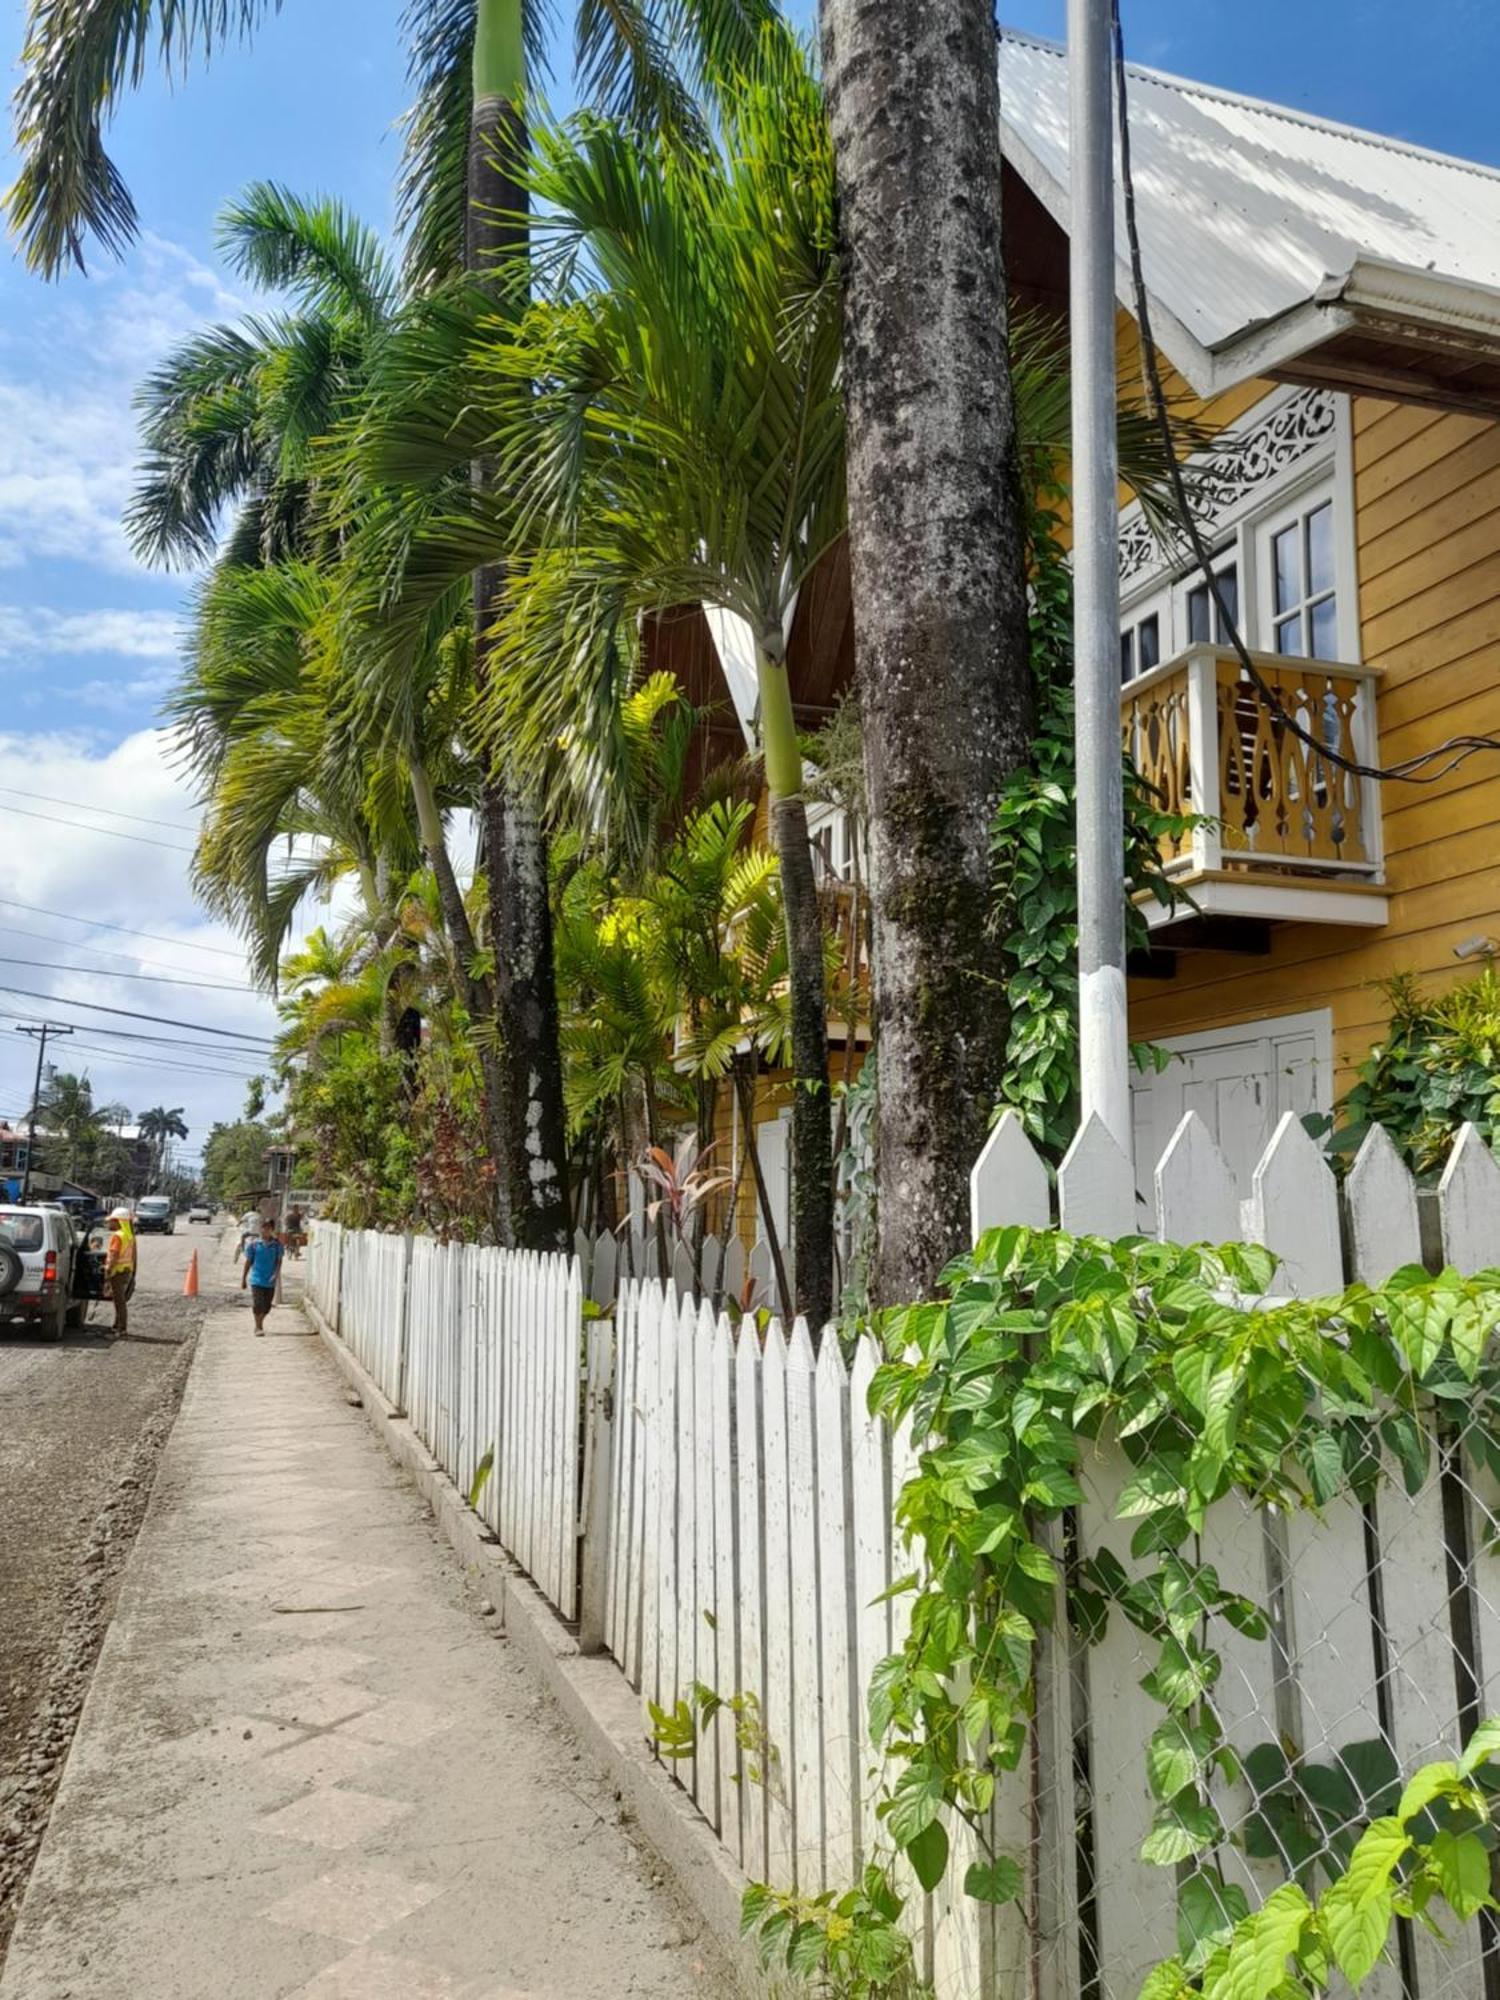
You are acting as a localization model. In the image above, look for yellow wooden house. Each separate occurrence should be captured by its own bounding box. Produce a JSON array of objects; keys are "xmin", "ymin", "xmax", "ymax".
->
[{"xmin": 668, "ymin": 30, "xmax": 1500, "ymax": 1249}]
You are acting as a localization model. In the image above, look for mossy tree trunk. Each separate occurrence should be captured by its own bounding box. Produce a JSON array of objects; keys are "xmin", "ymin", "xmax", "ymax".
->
[
  {"xmin": 819, "ymin": 0, "xmax": 1034, "ymax": 1305},
  {"xmin": 468, "ymin": 0, "xmax": 571, "ymax": 1251}
]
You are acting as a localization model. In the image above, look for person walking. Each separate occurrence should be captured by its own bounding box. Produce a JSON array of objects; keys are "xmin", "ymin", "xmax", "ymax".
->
[
  {"xmin": 104, "ymin": 1205, "xmax": 136, "ymax": 1337},
  {"xmin": 241, "ymin": 1216, "xmax": 285, "ymax": 1335}
]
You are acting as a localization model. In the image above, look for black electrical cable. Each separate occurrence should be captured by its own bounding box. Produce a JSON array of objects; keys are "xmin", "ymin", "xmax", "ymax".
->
[
  {"xmin": 0, "ymin": 897, "xmax": 244, "ymax": 960},
  {"xmin": 0, "ymin": 983, "xmax": 273, "ymax": 1043},
  {"xmin": 1107, "ymin": 0, "xmax": 1500, "ymax": 789}
]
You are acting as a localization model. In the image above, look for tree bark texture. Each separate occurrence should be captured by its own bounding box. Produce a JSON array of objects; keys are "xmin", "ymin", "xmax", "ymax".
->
[
  {"xmin": 769, "ymin": 793, "xmax": 835, "ymax": 1328},
  {"xmin": 820, "ymin": 0, "xmax": 1033, "ymax": 1306},
  {"xmin": 468, "ymin": 59, "xmax": 571, "ymax": 1252}
]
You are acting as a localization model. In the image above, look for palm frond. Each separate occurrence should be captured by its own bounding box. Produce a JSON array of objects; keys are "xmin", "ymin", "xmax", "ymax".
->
[
  {"xmin": 7, "ymin": 0, "xmax": 282, "ymax": 275},
  {"xmin": 217, "ymin": 181, "xmax": 397, "ymax": 324}
]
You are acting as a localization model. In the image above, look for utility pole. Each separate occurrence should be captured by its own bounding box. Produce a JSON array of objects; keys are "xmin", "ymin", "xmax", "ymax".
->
[
  {"xmin": 17, "ymin": 1023, "xmax": 73, "ymax": 1198},
  {"xmin": 1069, "ymin": 0, "xmax": 1133, "ymax": 1155}
]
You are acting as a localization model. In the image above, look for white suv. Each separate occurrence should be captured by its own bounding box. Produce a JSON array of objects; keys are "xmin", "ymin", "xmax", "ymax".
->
[{"xmin": 0, "ymin": 1206, "xmax": 86, "ymax": 1342}]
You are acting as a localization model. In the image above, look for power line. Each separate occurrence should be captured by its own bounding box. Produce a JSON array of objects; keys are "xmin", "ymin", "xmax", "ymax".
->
[
  {"xmin": 0, "ymin": 1007, "xmax": 269, "ymax": 1063},
  {"xmin": 0, "ymin": 802, "xmax": 196, "ymax": 853},
  {"xmin": 0, "ymin": 897, "xmax": 245, "ymax": 960},
  {"xmin": 0, "ymin": 955, "xmax": 250, "ymax": 995},
  {"xmin": 0, "ymin": 984, "xmax": 274, "ymax": 1044},
  {"xmin": 0, "ymin": 785, "xmax": 199, "ymax": 834},
  {"xmin": 0, "ymin": 921, "xmax": 236, "ymax": 982}
]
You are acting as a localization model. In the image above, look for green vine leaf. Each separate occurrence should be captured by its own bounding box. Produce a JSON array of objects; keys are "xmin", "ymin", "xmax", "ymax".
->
[
  {"xmin": 1426, "ymin": 1828, "xmax": 1492, "ymax": 1922},
  {"xmin": 905, "ymin": 1816, "xmax": 949, "ymax": 1894},
  {"xmin": 964, "ymin": 1856, "xmax": 1022, "ymax": 1906}
]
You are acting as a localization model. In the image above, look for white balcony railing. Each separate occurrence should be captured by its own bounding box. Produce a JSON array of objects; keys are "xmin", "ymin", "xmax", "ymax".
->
[{"xmin": 1122, "ymin": 643, "xmax": 1385, "ymax": 892}]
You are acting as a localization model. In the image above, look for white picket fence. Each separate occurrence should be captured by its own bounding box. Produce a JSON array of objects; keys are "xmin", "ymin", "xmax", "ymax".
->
[
  {"xmin": 307, "ymin": 1110, "xmax": 1500, "ymax": 2000},
  {"xmin": 574, "ymin": 1223, "xmax": 789, "ymax": 1317},
  {"xmin": 307, "ymin": 1227, "xmax": 585, "ymax": 1621}
]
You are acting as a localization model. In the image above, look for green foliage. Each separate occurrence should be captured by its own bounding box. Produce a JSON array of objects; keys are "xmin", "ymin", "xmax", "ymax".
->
[
  {"xmin": 201, "ymin": 1119, "xmax": 277, "ymax": 1205},
  {"xmin": 990, "ymin": 519, "xmax": 1192, "ymax": 1158},
  {"xmin": 732, "ymin": 1224, "xmax": 1500, "ymax": 1992},
  {"xmin": 1142, "ymin": 1738, "xmax": 1500, "ymax": 1996},
  {"xmin": 741, "ymin": 1870, "xmax": 918, "ymax": 1997},
  {"xmin": 1334, "ymin": 968, "xmax": 1500, "ymax": 1176}
]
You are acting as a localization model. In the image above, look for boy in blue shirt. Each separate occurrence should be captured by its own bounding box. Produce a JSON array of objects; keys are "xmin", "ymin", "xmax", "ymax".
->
[{"xmin": 241, "ymin": 1217, "xmax": 285, "ymax": 1335}]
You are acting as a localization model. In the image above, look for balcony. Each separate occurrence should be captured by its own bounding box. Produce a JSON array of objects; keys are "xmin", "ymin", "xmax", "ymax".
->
[{"xmin": 1121, "ymin": 645, "xmax": 1389, "ymax": 935}]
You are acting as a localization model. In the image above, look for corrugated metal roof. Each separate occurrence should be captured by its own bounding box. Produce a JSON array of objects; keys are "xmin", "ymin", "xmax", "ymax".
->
[{"xmin": 998, "ymin": 29, "xmax": 1500, "ymax": 364}]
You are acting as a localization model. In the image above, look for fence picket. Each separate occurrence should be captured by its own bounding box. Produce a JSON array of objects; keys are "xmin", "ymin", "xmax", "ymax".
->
[
  {"xmin": 971, "ymin": 1109, "xmax": 1051, "ymax": 1238},
  {"xmin": 709, "ymin": 1315, "xmax": 738, "ymax": 1854},
  {"xmin": 1249, "ymin": 1111, "xmax": 1342, "ymax": 1293},
  {"xmin": 1058, "ymin": 1115, "xmax": 1137, "ymax": 1237},
  {"xmin": 849, "ymin": 1336, "xmax": 888, "ymax": 1879},
  {"xmin": 786, "ymin": 1320, "xmax": 824, "ymax": 1891},
  {"xmin": 1438, "ymin": 1121, "xmax": 1500, "ymax": 1269},
  {"xmin": 1154, "ymin": 1109, "xmax": 1239, "ymax": 1245},
  {"xmin": 1346, "ymin": 1123, "xmax": 1422, "ymax": 1283},
  {"xmin": 760, "ymin": 1320, "xmax": 796, "ymax": 1885},
  {"xmin": 693, "ymin": 1299, "xmax": 719, "ymax": 1826},
  {"xmin": 815, "ymin": 1332, "xmax": 858, "ymax": 1892},
  {"xmin": 735, "ymin": 1323, "xmax": 769, "ymax": 1883}
]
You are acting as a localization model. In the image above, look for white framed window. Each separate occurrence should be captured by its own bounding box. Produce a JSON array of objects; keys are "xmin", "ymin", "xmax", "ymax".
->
[
  {"xmin": 1120, "ymin": 594, "xmax": 1167, "ymax": 681},
  {"xmin": 1116, "ymin": 386, "xmax": 1357, "ymax": 676},
  {"xmin": 1258, "ymin": 491, "xmax": 1340, "ymax": 660}
]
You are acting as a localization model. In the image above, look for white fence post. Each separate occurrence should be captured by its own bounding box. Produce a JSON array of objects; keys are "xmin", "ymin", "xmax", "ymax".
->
[{"xmin": 577, "ymin": 1313, "xmax": 615, "ymax": 1656}]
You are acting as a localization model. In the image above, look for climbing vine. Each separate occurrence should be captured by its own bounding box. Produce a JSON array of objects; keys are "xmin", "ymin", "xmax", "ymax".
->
[
  {"xmin": 727, "ymin": 1226, "xmax": 1500, "ymax": 1994},
  {"xmin": 991, "ymin": 517, "xmax": 1195, "ymax": 1159}
]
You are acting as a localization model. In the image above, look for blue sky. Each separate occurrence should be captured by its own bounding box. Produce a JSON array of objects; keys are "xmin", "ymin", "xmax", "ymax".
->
[{"xmin": 0, "ymin": 0, "xmax": 1494, "ymax": 1155}]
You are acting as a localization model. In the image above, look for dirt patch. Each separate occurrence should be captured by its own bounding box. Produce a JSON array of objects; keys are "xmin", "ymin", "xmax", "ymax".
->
[{"xmin": 0, "ymin": 1257, "xmax": 210, "ymax": 1965}]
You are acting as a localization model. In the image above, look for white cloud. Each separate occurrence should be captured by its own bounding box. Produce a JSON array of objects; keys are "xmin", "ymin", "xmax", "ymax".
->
[
  {"xmin": 0, "ymin": 235, "xmax": 255, "ymax": 577},
  {"xmin": 0, "ymin": 727, "xmax": 336, "ymax": 1145},
  {"xmin": 0, "ymin": 606, "xmax": 183, "ymax": 662}
]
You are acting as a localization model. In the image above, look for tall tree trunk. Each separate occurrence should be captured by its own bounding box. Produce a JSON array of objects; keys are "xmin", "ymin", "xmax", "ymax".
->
[
  {"xmin": 468, "ymin": 0, "xmax": 571, "ymax": 1252},
  {"xmin": 819, "ymin": 0, "xmax": 1033, "ymax": 1306},
  {"xmin": 409, "ymin": 751, "xmax": 511, "ymax": 1223},
  {"xmin": 757, "ymin": 638, "xmax": 834, "ymax": 1328}
]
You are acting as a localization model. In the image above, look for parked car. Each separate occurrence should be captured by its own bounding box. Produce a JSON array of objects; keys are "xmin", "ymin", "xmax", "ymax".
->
[
  {"xmin": 135, "ymin": 1195, "xmax": 175, "ymax": 1235},
  {"xmin": 187, "ymin": 1202, "xmax": 212, "ymax": 1224},
  {"xmin": 0, "ymin": 1205, "xmax": 90, "ymax": 1340}
]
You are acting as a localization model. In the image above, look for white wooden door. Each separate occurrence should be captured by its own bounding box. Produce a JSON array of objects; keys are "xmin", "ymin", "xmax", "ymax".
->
[
  {"xmin": 757, "ymin": 1110, "xmax": 792, "ymax": 1249},
  {"xmin": 1131, "ymin": 1010, "xmax": 1332, "ymax": 1225}
]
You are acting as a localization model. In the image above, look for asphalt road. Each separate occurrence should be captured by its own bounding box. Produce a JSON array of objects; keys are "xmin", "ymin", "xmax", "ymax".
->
[{"xmin": 0, "ymin": 1222, "xmax": 236, "ymax": 1955}]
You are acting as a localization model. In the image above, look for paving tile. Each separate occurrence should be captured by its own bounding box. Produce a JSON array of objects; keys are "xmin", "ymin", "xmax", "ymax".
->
[
  {"xmin": 264, "ymin": 1863, "xmax": 445, "ymax": 1945},
  {"xmin": 254, "ymin": 1681, "xmax": 378, "ymax": 1730},
  {"xmin": 342, "ymin": 1699, "xmax": 455, "ymax": 1749},
  {"xmin": 162, "ymin": 1715, "xmax": 302, "ymax": 1766},
  {"xmin": 289, "ymin": 1945, "xmax": 460, "ymax": 1998},
  {"xmin": 258, "ymin": 1642, "xmax": 375, "ymax": 1683},
  {"xmin": 260, "ymin": 1787, "xmax": 412, "ymax": 1851},
  {"xmin": 261, "ymin": 1731, "xmax": 395, "ymax": 1789}
]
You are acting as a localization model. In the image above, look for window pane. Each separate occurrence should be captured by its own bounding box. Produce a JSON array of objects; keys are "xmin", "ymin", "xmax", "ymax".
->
[
  {"xmin": 1273, "ymin": 525, "xmax": 1301, "ymax": 613},
  {"xmin": 1214, "ymin": 565, "xmax": 1240, "ymax": 641},
  {"xmin": 1306, "ymin": 501, "xmax": 1334, "ymax": 597},
  {"xmin": 1275, "ymin": 612, "xmax": 1304, "ymax": 657},
  {"xmin": 1138, "ymin": 614, "xmax": 1161, "ymax": 671},
  {"xmin": 1186, "ymin": 584, "xmax": 1209, "ymax": 643},
  {"xmin": 1310, "ymin": 594, "xmax": 1338, "ymax": 658},
  {"xmin": 1120, "ymin": 631, "xmax": 1135, "ymax": 681}
]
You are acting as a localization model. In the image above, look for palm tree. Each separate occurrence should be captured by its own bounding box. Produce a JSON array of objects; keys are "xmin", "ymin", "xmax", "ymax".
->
[
  {"xmin": 7, "ymin": 0, "xmax": 771, "ymax": 1256},
  {"xmin": 353, "ymin": 26, "xmax": 847, "ymax": 1318},
  {"xmin": 138, "ymin": 1106, "xmax": 189, "ymax": 1186}
]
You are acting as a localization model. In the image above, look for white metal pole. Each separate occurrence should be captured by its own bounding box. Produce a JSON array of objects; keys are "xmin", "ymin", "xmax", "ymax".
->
[{"xmin": 1069, "ymin": 0, "xmax": 1133, "ymax": 1157}]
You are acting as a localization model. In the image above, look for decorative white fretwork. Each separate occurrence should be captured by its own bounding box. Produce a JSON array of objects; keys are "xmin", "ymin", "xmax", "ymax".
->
[{"xmin": 1118, "ymin": 387, "xmax": 1338, "ymax": 590}]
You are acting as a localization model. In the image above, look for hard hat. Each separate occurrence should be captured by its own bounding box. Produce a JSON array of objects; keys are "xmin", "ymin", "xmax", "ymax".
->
[{"xmin": 109, "ymin": 1205, "xmax": 132, "ymax": 1221}]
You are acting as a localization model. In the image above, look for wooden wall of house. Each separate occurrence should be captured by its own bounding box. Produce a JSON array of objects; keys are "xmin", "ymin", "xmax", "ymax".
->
[{"xmin": 1127, "ymin": 395, "xmax": 1500, "ymax": 1093}]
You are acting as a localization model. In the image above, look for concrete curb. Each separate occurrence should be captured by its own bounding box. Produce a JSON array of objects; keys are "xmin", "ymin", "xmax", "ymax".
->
[{"xmin": 306, "ymin": 1299, "xmax": 770, "ymax": 1998}]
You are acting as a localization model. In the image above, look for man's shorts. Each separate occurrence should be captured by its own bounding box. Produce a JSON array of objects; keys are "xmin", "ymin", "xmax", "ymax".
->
[{"xmin": 251, "ymin": 1285, "xmax": 276, "ymax": 1316}]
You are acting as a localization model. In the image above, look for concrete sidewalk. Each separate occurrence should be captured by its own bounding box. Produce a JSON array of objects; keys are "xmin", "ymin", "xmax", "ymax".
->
[{"xmin": 0, "ymin": 1293, "xmax": 724, "ymax": 2000}]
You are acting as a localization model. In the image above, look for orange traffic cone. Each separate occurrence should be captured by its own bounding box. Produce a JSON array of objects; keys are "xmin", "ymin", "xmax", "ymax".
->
[{"xmin": 183, "ymin": 1250, "xmax": 199, "ymax": 1299}]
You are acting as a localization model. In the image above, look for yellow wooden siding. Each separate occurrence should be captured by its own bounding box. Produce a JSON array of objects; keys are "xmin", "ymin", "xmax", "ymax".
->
[{"xmin": 1127, "ymin": 396, "xmax": 1500, "ymax": 1093}]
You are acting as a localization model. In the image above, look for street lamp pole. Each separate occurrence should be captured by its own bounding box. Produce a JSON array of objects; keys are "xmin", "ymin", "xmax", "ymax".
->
[
  {"xmin": 1068, "ymin": 0, "xmax": 1133, "ymax": 1155},
  {"xmin": 17, "ymin": 1023, "xmax": 74, "ymax": 1199}
]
